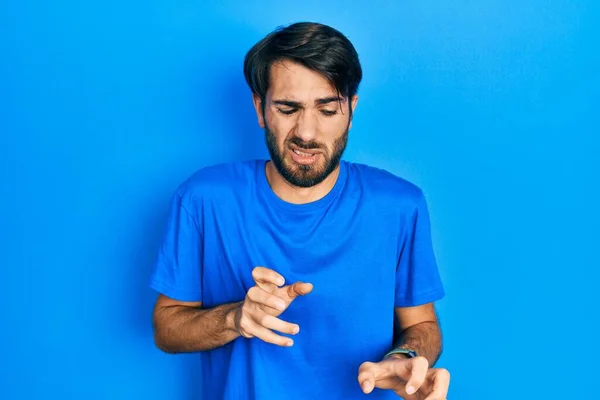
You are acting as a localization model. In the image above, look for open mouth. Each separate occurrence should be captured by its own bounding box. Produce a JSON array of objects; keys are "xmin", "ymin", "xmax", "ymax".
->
[
  {"xmin": 289, "ymin": 146, "xmax": 320, "ymax": 165},
  {"xmin": 292, "ymin": 148, "xmax": 316, "ymax": 157}
]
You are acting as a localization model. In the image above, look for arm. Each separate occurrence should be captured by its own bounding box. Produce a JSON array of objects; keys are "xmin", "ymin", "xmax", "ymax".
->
[
  {"xmin": 391, "ymin": 302, "xmax": 442, "ymax": 366},
  {"xmin": 150, "ymin": 194, "xmax": 310, "ymax": 353},
  {"xmin": 359, "ymin": 193, "xmax": 449, "ymax": 396},
  {"xmin": 152, "ymin": 294, "xmax": 241, "ymax": 353},
  {"xmin": 152, "ymin": 268, "xmax": 313, "ymax": 354}
]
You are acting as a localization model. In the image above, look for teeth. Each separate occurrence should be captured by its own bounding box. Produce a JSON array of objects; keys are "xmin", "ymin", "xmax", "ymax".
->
[{"xmin": 293, "ymin": 149, "xmax": 314, "ymax": 157}]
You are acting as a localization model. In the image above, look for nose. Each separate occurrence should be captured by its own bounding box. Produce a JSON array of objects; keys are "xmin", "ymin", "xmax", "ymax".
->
[{"xmin": 294, "ymin": 110, "xmax": 318, "ymax": 142}]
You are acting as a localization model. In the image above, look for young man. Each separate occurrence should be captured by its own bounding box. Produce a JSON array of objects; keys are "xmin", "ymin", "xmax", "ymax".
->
[{"xmin": 150, "ymin": 22, "xmax": 450, "ymax": 399}]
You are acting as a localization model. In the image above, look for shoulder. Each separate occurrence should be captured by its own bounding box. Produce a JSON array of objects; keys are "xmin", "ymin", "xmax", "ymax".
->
[
  {"xmin": 173, "ymin": 159, "xmax": 260, "ymax": 211},
  {"xmin": 344, "ymin": 161, "xmax": 427, "ymax": 213},
  {"xmin": 346, "ymin": 162, "xmax": 424, "ymax": 199}
]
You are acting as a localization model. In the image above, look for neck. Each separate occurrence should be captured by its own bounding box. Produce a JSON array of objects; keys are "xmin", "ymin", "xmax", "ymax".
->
[{"xmin": 265, "ymin": 161, "xmax": 340, "ymax": 205}]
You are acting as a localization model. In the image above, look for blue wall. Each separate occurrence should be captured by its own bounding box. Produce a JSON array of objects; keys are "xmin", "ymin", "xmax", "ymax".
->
[{"xmin": 1, "ymin": 1, "xmax": 598, "ymax": 399}]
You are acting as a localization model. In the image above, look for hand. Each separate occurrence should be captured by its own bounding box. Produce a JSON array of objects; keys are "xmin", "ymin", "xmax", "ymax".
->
[
  {"xmin": 358, "ymin": 355, "xmax": 450, "ymax": 399},
  {"xmin": 233, "ymin": 266, "xmax": 313, "ymax": 347}
]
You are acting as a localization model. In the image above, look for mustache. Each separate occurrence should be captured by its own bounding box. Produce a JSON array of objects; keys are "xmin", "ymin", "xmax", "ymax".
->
[{"xmin": 287, "ymin": 137, "xmax": 324, "ymax": 150}]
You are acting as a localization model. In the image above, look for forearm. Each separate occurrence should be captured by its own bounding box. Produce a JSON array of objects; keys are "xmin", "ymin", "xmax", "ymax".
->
[
  {"xmin": 393, "ymin": 321, "xmax": 442, "ymax": 366},
  {"xmin": 153, "ymin": 301, "xmax": 242, "ymax": 353}
]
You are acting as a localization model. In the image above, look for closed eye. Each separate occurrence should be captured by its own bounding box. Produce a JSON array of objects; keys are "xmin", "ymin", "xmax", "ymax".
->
[
  {"xmin": 321, "ymin": 110, "xmax": 337, "ymax": 116},
  {"xmin": 277, "ymin": 108, "xmax": 337, "ymax": 116},
  {"xmin": 277, "ymin": 108, "xmax": 297, "ymax": 115}
]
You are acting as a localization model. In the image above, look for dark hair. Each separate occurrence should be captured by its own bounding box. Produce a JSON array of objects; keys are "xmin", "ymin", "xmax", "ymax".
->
[{"xmin": 243, "ymin": 22, "xmax": 362, "ymax": 103}]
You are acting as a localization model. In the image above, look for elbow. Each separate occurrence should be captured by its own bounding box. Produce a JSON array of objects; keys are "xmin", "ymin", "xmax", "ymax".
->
[
  {"xmin": 152, "ymin": 317, "xmax": 180, "ymax": 354},
  {"xmin": 153, "ymin": 329, "xmax": 179, "ymax": 354},
  {"xmin": 153, "ymin": 333, "xmax": 172, "ymax": 354}
]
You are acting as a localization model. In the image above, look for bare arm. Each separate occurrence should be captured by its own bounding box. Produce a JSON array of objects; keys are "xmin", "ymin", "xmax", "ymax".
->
[
  {"xmin": 152, "ymin": 294, "xmax": 242, "ymax": 353},
  {"xmin": 392, "ymin": 303, "xmax": 442, "ymax": 366},
  {"xmin": 152, "ymin": 267, "xmax": 313, "ymax": 354},
  {"xmin": 358, "ymin": 303, "xmax": 448, "ymax": 397}
]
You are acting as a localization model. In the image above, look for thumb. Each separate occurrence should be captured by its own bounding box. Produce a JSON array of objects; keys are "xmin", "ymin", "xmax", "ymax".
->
[{"xmin": 284, "ymin": 282, "xmax": 313, "ymax": 299}]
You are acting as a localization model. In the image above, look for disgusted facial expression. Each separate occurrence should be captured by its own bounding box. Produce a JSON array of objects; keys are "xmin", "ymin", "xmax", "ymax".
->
[{"xmin": 253, "ymin": 60, "xmax": 358, "ymax": 188}]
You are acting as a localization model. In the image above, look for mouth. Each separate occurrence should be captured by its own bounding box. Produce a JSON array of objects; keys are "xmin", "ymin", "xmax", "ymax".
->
[
  {"xmin": 288, "ymin": 145, "xmax": 320, "ymax": 165},
  {"xmin": 292, "ymin": 148, "xmax": 316, "ymax": 157},
  {"xmin": 290, "ymin": 143, "xmax": 321, "ymax": 155}
]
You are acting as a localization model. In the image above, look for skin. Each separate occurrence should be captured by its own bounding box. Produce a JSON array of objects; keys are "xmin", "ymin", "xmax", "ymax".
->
[
  {"xmin": 358, "ymin": 305, "xmax": 450, "ymax": 399},
  {"xmin": 152, "ymin": 59, "xmax": 450, "ymax": 399},
  {"xmin": 252, "ymin": 59, "xmax": 358, "ymax": 204},
  {"xmin": 152, "ymin": 267, "xmax": 312, "ymax": 353}
]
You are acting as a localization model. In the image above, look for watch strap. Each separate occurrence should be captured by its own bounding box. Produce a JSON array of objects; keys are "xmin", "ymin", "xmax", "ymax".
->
[{"xmin": 383, "ymin": 348, "xmax": 418, "ymax": 360}]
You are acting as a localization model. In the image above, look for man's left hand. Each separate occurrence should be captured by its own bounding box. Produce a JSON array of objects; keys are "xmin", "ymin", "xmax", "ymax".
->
[{"xmin": 357, "ymin": 356, "xmax": 450, "ymax": 399}]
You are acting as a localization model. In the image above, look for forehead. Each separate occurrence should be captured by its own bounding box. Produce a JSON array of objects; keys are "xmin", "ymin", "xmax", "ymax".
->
[{"xmin": 268, "ymin": 60, "xmax": 338, "ymax": 100}]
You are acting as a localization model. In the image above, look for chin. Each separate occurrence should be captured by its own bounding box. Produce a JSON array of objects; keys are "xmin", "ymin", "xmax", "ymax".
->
[{"xmin": 282, "ymin": 162, "xmax": 329, "ymax": 187}]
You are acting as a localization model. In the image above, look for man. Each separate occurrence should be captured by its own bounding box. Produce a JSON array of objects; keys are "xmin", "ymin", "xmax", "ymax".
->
[{"xmin": 150, "ymin": 22, "xmax": 450, "ymax": 399}]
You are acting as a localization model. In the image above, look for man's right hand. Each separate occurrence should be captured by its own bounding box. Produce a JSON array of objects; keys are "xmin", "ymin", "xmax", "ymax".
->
[{"xmin": 232, "ymin": 266, "xmax": 313, "ymax": 347}]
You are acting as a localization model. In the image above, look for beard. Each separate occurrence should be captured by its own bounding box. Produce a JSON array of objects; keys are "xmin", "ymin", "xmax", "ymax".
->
[{"xmin": 264, "ymin": 122, "xmax": 349, "ymax": 188}]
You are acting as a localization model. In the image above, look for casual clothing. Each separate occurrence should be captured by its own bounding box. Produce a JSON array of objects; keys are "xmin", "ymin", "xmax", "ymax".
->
[{"xmin": 150, "ymin": 159, "xmax": 445, "ymax": 399}]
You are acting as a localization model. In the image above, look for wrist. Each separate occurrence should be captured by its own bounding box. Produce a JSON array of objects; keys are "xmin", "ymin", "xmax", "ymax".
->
[
  {"xmin": 385, "ymin": 353, "xmax": 411, "ymax": 361},
  {"xmin": 383, "ymin": 347, "xmax": 418, "ymax": 361},
  {"xmin": 225, "ymin": 302, "xmax": 243, "ymax": 335}
]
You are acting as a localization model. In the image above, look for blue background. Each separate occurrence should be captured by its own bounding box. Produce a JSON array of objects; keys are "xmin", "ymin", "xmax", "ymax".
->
[{"xmin": 1, "ymin": 1, "xmax": 598, "ymax": 399}]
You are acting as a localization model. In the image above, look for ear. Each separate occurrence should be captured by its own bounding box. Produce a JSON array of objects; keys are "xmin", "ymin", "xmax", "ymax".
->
[
  {"xmin": 252, "ymin": 93, "xmax": 265, "ymax": 128},
  {"xmin": 349, "ymin": 94, "xmax": 359, "ymax": 129}
]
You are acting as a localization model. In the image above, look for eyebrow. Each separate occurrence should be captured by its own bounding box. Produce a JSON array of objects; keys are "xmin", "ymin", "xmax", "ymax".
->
[{"xmin": 272, "ymin": 96, "xmax": 345, "ymax": 108}]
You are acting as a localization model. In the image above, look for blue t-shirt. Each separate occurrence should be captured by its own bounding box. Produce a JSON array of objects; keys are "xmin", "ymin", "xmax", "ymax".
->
[{"xmin": 149, "ymin": 159, "xmax": 445, "ymax": 399}]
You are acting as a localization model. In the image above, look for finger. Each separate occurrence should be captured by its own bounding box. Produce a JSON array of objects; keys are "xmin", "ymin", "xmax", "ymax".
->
[
  {"xmin": 247, "ymin": 287, "xmax": 287, "ymax": 312},
  {"xmin": 284, "ymin": 282, "xmax": 314, "ymax": 299},
  {"xmin": 258, "ymin": 313, "xmax": 300, "ymax": 336},
  {"xmin": 252, "ymin": 267, "xmax": 285, "ymax": 293},
  {"xmin": 357, "ymin": 362, "xmax": 380, "ymax": 394},
  {"xmin": 403, "ymin": 356, "xmax": 429, "ymax": 395},
  {"xmin": 423, "ymin": 368, "xmax": 450, "ymax": 400},
  {"xmin": 247, "ymin": 319, "xmax": 294, "ymax": 347},
  {"xmin": 358, "ymin": 370, "xmax": 375, "ymax": 393}
]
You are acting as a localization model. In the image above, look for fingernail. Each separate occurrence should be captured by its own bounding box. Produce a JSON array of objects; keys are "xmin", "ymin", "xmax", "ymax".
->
[
  {"xmin": 287, "ymin": 340, "xmax": 294, "ymax": 346},
  {"xmin": 406, "ymin": 385, "xmax": 416, "ymax": 395},
  {"xmin": 277, "ymin": 278, "xmax": 285, "ymax": 286},
  {"xmin": 292, "ymin": 325, "xmax": 299, "ymax": 334},
  {"xmin": 277, "ymin": 301, "xmax": 286, "ymax": 310},
  {"xmin": 363, "ymin": 382, "xmax": 373, "ymax": 393}
]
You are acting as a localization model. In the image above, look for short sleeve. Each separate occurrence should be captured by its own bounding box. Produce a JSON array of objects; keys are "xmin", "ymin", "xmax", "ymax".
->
[
  {"xmin": 395, "ymin": 191, "xmax": 445, "ymax": 307},
  {"xmin": 149, "ymin": 192, "xmax": 203, "ymax": 302}
]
